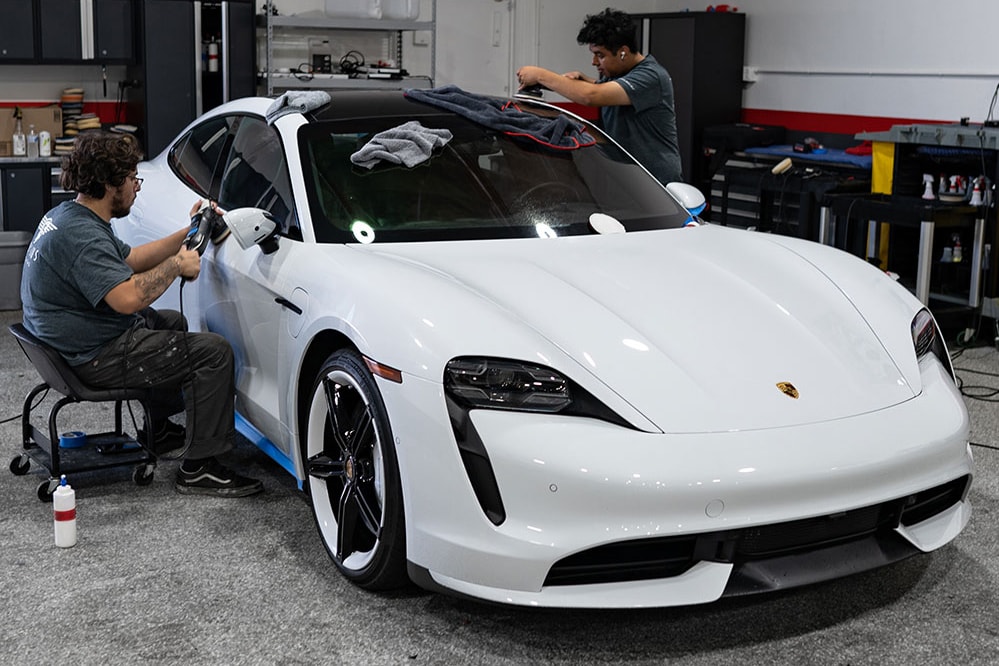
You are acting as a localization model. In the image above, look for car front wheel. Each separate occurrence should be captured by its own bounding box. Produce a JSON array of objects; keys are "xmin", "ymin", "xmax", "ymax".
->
[{"xmin": 305, "ymin": 349, "xmax": 407, "ymax": 589}]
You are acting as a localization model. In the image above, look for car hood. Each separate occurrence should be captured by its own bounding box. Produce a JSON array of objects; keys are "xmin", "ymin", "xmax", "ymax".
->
[{"xmin": 359, "ymin": 226, "xmax": 916, "ymax": 433}]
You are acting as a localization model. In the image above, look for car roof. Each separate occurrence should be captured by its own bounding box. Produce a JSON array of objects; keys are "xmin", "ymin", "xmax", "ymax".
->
[{"xmin": 309, "ymin": 89, "xmax": 455, "ymax": 122}]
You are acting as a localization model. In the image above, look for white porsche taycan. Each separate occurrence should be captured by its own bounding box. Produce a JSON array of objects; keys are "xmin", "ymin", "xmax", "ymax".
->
[{"xmin": 114, "ymin": 89, "xmax": 973, "ymax": 608}]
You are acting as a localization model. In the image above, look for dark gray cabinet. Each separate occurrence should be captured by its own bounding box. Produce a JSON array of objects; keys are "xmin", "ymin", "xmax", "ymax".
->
[
  {"xmin": 127, "ymin": 0, "xmax": 255, "ymax": 156},
  {"xmin": 1, "ymin": 0, "xmax": 133, "ymax": 63},
  {"xmin": 40, "ymin": 0, "xmax": 84, "ymax": 61},
  {"xmin": 127, "ymin": 0, "xmax": 198, "ymax": 157},
  {"xmin": 636, "ymin": 12, "xmax": 745, "ymax": 196},
  {"xmin": 94, "ymin": 0, "xmax": 135, "ymax": 61},
  {"xmin": 1, "ymin": 166, "xmax": 49, "ymax": 234},
  {"xmin": 0, "ymin": 0, "xmax": 35, "ymax": 60}
]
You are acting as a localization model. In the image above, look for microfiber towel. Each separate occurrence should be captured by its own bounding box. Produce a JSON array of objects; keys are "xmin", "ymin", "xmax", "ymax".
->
[
  {"xmin": 349, "ymin": 120, "xmax": 454, "ymax": 169},
  {"xmin": 265, "ymin": 90, "xmax": 332, "ymax": 124},
  {"xmin": 404, "ymin": 85, "xmax": 595, "ymax": 150}
]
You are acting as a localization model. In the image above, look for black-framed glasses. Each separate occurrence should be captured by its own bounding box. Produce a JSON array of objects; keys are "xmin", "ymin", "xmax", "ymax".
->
[{"xmin": 130, "ymin": 175, "xmax": 144, "ymax": 187}]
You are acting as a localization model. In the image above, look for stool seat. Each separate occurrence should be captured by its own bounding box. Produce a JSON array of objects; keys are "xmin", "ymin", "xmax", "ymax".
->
[{"xmin": 9, "ymin": 323, "xmax": 149, "ymax": 403}]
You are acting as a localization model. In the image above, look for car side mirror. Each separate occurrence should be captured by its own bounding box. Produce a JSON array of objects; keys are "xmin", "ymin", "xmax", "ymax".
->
[
  {"xmin": 223, "ymin": 207, "xmax": 280, "ymax": 255},
  {"xmin": 666, "ymin": 182, "xmax": 706, "ymax": 217}
]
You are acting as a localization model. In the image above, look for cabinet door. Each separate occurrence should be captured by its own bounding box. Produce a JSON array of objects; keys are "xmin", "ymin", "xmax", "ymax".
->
[
  {"xmin": 0, "ymin": 0, "xmax": 35, "ymax": 61},
  {"xmin": 226, "ymin": 0, "xmax": 256, "ymax": 101},
  {"xmin": 138, "ymin": 0, "xmax": 197, "ymax": 156},
  {"xmin": 95, "ymin": 0, "xmax": 134, "ymax": 61},
  {"xmin": 2, "ymin": 167, "xmax": 49, "ymax": 234},
  {"xmin": 40, "ymin": 0, "xmax": 84, "ymax": 61}
]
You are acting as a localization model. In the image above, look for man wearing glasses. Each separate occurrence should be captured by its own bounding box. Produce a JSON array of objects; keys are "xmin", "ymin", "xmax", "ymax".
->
[{"xmin": 20, "ymin": 131, "xmax": 262, "ymax": 497}]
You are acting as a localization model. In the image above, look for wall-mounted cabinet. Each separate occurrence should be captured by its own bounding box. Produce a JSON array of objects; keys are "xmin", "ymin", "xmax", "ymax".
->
[
  {"xmin": 260, "ymin": 0, "xmax": 436, "ymax": 94},
  {"xmin": 0, "ymin": 0, "xmax": 133, "ymax": 64}
]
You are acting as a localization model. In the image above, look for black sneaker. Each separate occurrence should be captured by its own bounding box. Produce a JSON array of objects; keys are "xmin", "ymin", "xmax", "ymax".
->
[
  {"xmin": 175, "ymin": 457, "xmax": 263, "ymax": 497},
  {"xmin": 138, "ymin": 420, "xmax": 186, "ymax": 456}
]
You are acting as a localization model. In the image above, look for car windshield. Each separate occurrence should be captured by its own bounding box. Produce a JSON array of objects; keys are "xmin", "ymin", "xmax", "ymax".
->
[{"xmin": 299, "ymin": 104, "xmax": 690, "ymax": 243}]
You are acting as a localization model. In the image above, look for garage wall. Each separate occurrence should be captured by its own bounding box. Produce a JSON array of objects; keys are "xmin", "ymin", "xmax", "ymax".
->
[
  {"xmin": 2, "ymin": 1, "xmax": 995, "ymax": 134},
  {"xmin": 733, "ymin": 0, "xmax": 999, "ymax": 129}
]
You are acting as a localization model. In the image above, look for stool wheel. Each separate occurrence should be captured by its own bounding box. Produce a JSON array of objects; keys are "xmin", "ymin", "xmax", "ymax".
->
[
  {"xmin": 9, "ymin": 454, "xmax": 30, "ymax": 476},
  {"xmin": 37, "ymin": 479, "xmax": 57, "ymax": 503},
  {"xmin": 133, "ymin": 464, "xmax": 155, "ymax": 486}
]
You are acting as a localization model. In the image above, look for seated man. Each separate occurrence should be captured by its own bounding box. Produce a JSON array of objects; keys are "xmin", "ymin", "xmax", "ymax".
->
[{"xmin": 20, "ymin": 131, "xmax": 262, "ymax": 497}]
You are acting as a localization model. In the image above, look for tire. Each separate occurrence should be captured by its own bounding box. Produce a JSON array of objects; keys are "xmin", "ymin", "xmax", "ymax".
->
[{"xmin": 304, "ymin": 349, "xmax": 407, "ymax": 589}]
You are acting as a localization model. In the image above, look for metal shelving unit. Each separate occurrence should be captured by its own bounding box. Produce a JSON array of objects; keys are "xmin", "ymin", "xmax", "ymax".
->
[{"xmin": 262, "ymin": 0, "xmax": 435, "ymax": 95}]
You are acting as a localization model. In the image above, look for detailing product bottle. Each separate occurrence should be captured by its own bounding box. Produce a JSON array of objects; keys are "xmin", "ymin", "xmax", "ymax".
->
[
  {"xmin": 11, "ymin": 112, "xmax": 26, "ymax": 156},
  {"xmin": 39, "ymin": 130, "xmax": 51, "ymax": 157},
  {"xmin": 53, "ymin": 475, "xmax": 77, "ymax": 548},
  {"xmin": 26, "ymin": 124, "xmax": 39, "ymax": 158}
]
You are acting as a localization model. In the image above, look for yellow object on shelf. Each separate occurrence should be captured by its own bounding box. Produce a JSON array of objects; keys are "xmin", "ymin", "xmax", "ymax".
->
[{"xmin": 871, "ymin": 141, "xmax": 895, "ymax": 195}]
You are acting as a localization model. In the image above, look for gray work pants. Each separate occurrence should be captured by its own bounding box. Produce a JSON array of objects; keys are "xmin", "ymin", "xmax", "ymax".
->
[{"xmin": 73, "ymin": 308, "xmax": 235, "ymax": 460}]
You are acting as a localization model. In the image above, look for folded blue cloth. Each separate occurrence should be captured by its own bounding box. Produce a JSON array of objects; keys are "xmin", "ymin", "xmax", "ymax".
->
[
  {"xmin": 404, "ymin": 85, "xmax": 595, "ymax": 150},
  {"xmin": 265, "ymin": 90, "xmax": 331, "ymax": 124},
  {"xmin": 349, "ymin": 121, "xmax": 453, "ymax": 169}
]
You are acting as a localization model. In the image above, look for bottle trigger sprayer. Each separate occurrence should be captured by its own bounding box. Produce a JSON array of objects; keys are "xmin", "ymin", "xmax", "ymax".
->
[{"xmin": 53, "ymin": 475, "xmax": 77, "ymax": 548}]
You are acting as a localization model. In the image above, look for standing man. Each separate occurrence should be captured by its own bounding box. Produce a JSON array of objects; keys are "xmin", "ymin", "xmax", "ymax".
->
[
  {"xmin": 20, "ymin": 131, "xmax": 263, "ymax": 497},
  {"xmin": 516, "ymin": 7, "xmax": 682, "ymax": 185}
]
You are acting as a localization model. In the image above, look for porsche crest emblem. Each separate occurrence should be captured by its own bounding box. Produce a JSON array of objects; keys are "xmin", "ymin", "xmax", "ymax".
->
[{"xmin": 776, "ymin": 382, "xmax": 799, "ymax": 399}]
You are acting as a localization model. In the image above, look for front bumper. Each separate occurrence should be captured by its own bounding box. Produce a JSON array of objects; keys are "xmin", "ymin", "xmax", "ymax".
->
[{"xmin": 383, "ymin": 360, "xmax": 972, "ymax": 608}]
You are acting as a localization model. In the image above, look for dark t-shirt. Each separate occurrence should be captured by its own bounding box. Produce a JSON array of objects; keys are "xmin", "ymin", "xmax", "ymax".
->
[
  {"xmin": 600, "ymin": 55, "xmax": 683, "ymax": 185},
  {"xmin": 20, "ymin": 200, "xmax": 138, "ymax": 365}
]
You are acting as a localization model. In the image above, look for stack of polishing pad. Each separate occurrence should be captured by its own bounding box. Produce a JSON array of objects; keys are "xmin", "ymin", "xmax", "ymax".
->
[{"xmin": 59, "ymin": 87, "xmax": 102, "ymax": 153}]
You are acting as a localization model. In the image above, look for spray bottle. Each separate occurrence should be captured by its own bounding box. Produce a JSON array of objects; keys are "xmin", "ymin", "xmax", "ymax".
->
[
  {"xmin": 53, "ymin": 475, "xmax": 77, "ymax": 548},
  {"xmin": 11, "ymin": 109, "xmax": 26, "ymax": 156}
]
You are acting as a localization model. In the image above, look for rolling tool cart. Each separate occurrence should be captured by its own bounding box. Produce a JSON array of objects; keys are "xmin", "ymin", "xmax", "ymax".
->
[{"xmin": 7, "ymin": 323, "xmax": 158, "ymax": 502}]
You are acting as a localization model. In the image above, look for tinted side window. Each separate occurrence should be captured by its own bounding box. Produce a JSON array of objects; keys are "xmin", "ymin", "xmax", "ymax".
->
[
  {"xmin": 167, "ymin": 116, "xmax": 237, "ymax": 198},
  {"xmin": 217, "ymin": 116, "xmax": 299, "ymax": 239}
]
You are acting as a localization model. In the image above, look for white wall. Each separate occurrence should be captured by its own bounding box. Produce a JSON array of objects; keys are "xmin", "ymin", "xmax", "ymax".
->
[{"xmin": 734, "ymin": 0, "xmax": 999, "ymax": 122}]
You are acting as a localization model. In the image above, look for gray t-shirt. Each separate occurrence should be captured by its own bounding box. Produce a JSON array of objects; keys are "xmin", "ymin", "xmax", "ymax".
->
[
  {"xmin": 600, "ymin": 55, "xmax": 683, "ymax": 185},
  {"xmin": 20, "ymin": 200, "xmax": 138, "ymax": 365}
]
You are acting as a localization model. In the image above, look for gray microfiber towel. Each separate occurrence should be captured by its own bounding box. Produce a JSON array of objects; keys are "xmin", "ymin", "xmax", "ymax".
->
[
  {"xmin": 349, "ymin": 121, "xmax": 454, "ymax": 169},
  {"xmin": 404, "ymin": 85, "xmax": 595, "ymax": 150},
  {"xmin": 266, "ymin": 90, "xmax": 331, "ymax": 124}
]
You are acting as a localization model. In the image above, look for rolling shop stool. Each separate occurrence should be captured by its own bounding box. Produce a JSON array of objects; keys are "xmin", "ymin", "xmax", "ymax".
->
[{"xmin": 7, "ymin": 323, "xmax": 159, "ymax": 502}]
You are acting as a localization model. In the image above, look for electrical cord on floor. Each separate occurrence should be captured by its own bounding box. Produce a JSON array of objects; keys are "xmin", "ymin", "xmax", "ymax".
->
[
  {"xmin": 951, "ymin": 346, "xmax": 999, "ymax": 450},
  {"xmin": 0, "ymin": 387, "xmax": 49, "ymax": 425}
]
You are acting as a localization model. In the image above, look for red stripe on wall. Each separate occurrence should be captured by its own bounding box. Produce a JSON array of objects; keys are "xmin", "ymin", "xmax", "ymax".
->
[{"xmin": 740, "ymin": 108, "xmax": 949, "ymax": 136}]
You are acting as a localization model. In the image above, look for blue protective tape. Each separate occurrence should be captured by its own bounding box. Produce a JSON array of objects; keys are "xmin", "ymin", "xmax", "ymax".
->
[{"xmin": 59, "ymin": 431, "xmax": 87, "ymax": 449}]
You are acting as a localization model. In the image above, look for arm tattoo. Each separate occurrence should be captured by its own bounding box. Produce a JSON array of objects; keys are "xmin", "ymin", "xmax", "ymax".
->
[{"xmin": 133, "ymin": 257, "xmax": 180, "ymax": 306}]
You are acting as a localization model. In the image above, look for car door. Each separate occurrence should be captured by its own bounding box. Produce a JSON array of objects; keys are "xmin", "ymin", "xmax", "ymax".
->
[{"xmin": 199, "ymin": 115, "xmax": 300, "ymax": 451}]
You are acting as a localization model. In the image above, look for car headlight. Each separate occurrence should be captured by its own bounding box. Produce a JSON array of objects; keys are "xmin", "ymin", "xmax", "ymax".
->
[
  {"xmin": 444, "ymin": 357, "xmax": 571, "ymax": 412},
  {"xmin": 444, "ymin": 356, "xmax": 633, "ymax": 427},
  {"xmin": 911, "ymin": 309, "xmax": 955, "ymax": 380}
]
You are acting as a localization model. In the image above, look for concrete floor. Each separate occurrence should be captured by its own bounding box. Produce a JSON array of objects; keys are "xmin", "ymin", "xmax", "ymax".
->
[{"xmin": 1, "ymin": 307, "xmax": 997, "ymax": 665}]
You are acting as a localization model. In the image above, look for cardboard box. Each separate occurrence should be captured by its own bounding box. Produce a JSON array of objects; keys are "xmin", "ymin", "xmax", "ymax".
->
[{"xmin": 0, "ymin": 105, "xmax": 63, "ymax": 157}]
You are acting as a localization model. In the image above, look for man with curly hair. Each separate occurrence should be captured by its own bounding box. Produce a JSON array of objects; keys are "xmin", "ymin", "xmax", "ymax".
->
[
  {"xmin": 517, "ymin": 7, "xmax": 682, "ymax": 185},
  {"xmin": 20, "ymin": 131, "xmax": 263, "ymax": 497}
]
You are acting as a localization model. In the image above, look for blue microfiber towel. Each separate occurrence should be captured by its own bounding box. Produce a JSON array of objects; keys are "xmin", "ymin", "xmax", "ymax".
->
[
  {"xmin": 266, "ymin": 90, "xmax": 332, "ymax": 124},
  {"xmin": 349, "ymin": 121, "xmax": 454, "ymax": 169},
  {"xmin": 404, "ymin": 85, "xmax": 595, "ymax": 150}
]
